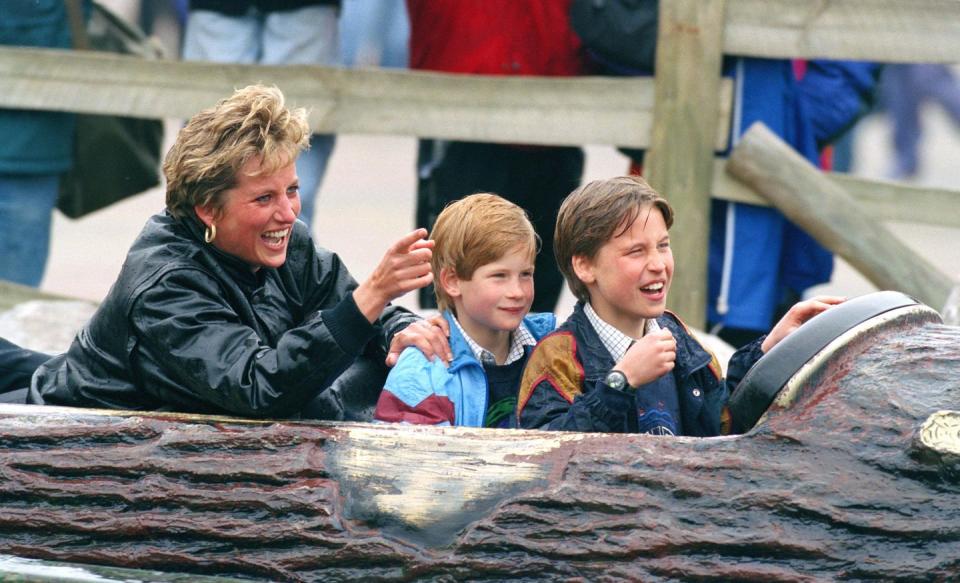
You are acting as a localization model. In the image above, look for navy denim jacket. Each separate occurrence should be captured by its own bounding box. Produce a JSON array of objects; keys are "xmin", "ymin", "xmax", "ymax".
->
[{"xmin": 517, "ymin": 302, "xmax": 763, "ymax": 436}]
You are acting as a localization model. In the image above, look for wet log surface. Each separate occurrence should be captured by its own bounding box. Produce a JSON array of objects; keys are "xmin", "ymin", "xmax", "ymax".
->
[{"xmin": 1, "ymin": 313, "xmax": 959, "ymax": 581}]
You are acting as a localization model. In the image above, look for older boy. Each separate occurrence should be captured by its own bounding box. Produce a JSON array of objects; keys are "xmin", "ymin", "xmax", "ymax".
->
[
  {"xmin": 517, "ymin": 176, "xmax": 841, "ymax": 435},
  {"xmin": 374, "ymin": 194, "xmax": 556, "ymax": 427}
]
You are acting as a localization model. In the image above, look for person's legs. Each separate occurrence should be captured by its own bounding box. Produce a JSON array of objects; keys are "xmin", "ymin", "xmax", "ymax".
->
[
  {"xmin": 181, "ymin": 9, "xmax": 261, "ymax": 63},
  {"xmin": 415, "ymin": 141, "xmax": 510, "ymax": 309},
  {"xmin": 0, "ymin": 337, "xmax": 51, "ymax": 396},
  {"xmin": 263, "ymin": 5, "xmax": 340, "ymax": 227},
  {"xmin": 882, "ymin": 65, "xmax": 922, "ymax": 179},
  {"xmin": 339, "ymin": 0, "xmax": 409, "ymax": 68},
  {"xmin": 262, "ymin": 5, "xmax": 339, "ymax": 65},
  {"xmin": 293, "ymin": 135, "xmax": 335, "ymax": 227},
  {"xmin": 916, "ymin": 64, "xmax": 960, "ymax": 127},
  {"xmin": 503, "ymin": 147, "xmax": 584, "ymax": 313},
  {"xmin": 0, "ymin": 173, "xmax": 59, "ymax": 286}
]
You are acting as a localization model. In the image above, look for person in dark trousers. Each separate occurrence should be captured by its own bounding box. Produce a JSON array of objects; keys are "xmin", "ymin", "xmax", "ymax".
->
[
  {"xmin": 407, "ymin": 0, "xmax": 588, "ymax": 313},
  {"xmin": 0, "ymin": 338, "xmax": 50, "ymax": 404}
]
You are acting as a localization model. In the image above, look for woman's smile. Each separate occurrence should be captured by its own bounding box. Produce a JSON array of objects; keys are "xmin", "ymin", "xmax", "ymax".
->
[{"xmin": 262, "ymin": 228, "xmax": 290, "ymax": 248}]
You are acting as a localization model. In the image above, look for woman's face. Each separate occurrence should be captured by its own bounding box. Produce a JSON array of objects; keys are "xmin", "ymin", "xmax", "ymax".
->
[{"xmin": 196, "ymin": 157, "xmax": 301, "ymax": 271}]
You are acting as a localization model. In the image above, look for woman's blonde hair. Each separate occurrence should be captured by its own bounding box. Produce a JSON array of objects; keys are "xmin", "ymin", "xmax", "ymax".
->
[
  {"xmin": 431, "ymin": 193, "xmax": 539, "ymax": 312},
  {"xmin": 555, "ymin": 175, "xmax": 674, "ymax": 303},
  {"xmin": 164, "ymin": 84, "xmax": 310, "ymax": 218}
]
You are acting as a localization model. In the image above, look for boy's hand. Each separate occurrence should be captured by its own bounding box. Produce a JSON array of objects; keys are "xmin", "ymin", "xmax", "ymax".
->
[
  {"xmin": 615, "ymin": 328, "xmax": 676, "ymax": 388},
  {"xmin": 762, "ymin": 295, "xmax": 846, "ymax": 353},
  {"xmin": 354, "ymin": 229, "xmax": 434, "ymax": 323},
  {"xmin": 386, "ymin": 315, "xmax": 452, "ymax": 367}
]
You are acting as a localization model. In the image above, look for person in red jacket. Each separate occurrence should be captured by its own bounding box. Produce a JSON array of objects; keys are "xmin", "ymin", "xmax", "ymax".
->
[{"xmin": 407, "ymin": 0, "xmax": 588, "ymax": 313}]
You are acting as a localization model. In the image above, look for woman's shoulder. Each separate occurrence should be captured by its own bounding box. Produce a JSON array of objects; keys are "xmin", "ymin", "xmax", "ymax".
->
[
  {"xmin": 114, "ymin": 214, "xmax": 224, "ymax": 306},
  {"xmin": 128, "ymin": 213, "xmax": 203, "ymax": 264}
]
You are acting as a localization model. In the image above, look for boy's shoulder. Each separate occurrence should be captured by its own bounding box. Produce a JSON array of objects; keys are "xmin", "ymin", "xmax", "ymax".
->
[
  {"xmin": 384, "ymin": 345, "xmax": 453, "ymax": 399},
  {"xmin": 658, "ymin": 310, "xmax": 691, "ymax": 335},
  {"xmin": 519, "ymin": 325, "xmax": 587, "ymax": 408}
]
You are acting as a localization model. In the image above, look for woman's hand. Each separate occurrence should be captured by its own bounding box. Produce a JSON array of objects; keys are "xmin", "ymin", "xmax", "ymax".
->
[
  {"xmin": 353, "ymin": 229, "xmax": 435, "ymax": 323},
  {"xmin": 761, "ymin": 295, "xmax": 846, "ymax": 353},
  {"xmin": 386, "ymin": 314, "xmax": 452, "ymax": 366}
]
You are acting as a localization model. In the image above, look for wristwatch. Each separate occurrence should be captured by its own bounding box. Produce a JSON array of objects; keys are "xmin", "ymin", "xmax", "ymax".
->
[{"xmin": 604, "ymin": 369, "xmax": 630, "ymax": 391}]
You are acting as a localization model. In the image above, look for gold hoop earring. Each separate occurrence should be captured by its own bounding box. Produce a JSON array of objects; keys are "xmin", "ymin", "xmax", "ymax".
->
[{"xmin": 204, "ymin": 223, "xmax": 217, "ymax": 243}]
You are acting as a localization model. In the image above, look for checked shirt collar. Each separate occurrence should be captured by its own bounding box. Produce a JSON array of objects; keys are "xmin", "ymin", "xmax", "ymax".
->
[{"xmin": 583, "ymin": 302, "xmax": 661, "ymax": 362}]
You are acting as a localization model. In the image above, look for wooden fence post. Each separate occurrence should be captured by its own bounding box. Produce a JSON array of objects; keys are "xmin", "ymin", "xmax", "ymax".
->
[{"xmin": 645, "ymin": 0, "xmax": 728, "ymax": 329}]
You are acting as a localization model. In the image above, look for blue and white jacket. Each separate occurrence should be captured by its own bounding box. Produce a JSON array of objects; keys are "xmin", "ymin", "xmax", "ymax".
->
[{"xmin": 374, "ymin": 310, "xmax": 556, "ymax": 427}]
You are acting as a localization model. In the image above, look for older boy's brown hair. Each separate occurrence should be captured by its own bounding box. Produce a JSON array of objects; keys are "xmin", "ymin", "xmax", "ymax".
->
[
  {"xmin": 431, "ymin": 193, "xmax": 538, "ymax": 312},
  {"xmin": 555, "ymin": 175, "xmax": 674, "ymax": 303},
  {"xmin": 164, "ymin": 84, "xmax": 310, "ymax": 219}
]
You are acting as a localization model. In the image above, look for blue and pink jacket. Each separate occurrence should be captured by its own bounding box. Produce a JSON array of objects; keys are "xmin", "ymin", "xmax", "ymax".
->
[{"xmin": 373, "ymin": 310, "xmax": 556, "ymax": 427}]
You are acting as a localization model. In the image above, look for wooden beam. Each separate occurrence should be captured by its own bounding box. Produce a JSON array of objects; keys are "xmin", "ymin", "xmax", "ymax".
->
[
  {"xmin": 713, "ymin": 158, "xmax": 960, "ymax": 229},
  {"xmin": 725, "ymin": 0, "xmax": 960, "ymax": 63},
  {"xmin": 726, "ymin": 122, "xmax": 954, "ymax": 309},
  {"xmin": 0, "ymin": 47, "xmax": 733, "ymax": 149},
  {"xmin": 645, "ymin": 0, "xmax": 728, "ymax": 329}
]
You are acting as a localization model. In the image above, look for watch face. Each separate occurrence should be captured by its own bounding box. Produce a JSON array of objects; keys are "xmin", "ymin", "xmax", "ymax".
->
[{"xmin": 605, "ymin": 370, "xmax": 628, "ymax": 391}]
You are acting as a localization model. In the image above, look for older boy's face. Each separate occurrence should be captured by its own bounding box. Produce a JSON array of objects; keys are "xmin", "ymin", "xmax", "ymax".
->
[{"xmin": 578, "ymin": 206, "xmax": 673, "ymax": 334}]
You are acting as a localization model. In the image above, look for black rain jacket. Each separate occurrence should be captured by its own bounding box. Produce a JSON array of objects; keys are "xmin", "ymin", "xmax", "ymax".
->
[{"xmin": 29, "ymin": 211, "xmax": 417, "ymax": 417}]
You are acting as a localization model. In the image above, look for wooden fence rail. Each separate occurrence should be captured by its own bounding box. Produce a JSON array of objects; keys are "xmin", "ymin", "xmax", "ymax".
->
[
  {"xmin": 724, "ymin": 0, "xmax": 960, "ymax": 63},
  {"xmin": 713, "ymin": 160, "xmax": 960, "ymax": 230},
  {"xmin": 0, "ymin": 46, "xmax": 732, "ymax": 150},
  {"xmin": 4, "ymin": 44, "xmax": 953, "ymax": 229}
]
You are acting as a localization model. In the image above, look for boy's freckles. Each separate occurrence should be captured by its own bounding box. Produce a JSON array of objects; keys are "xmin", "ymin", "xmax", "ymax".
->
[{"xmin": 579, "ymin": 207, "xmax": 673, "ymax": 335}]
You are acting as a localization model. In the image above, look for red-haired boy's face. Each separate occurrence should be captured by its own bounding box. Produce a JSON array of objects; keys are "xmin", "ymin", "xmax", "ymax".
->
[
  {"xmin": 575, "ymin": 206, "xmax": 673, "ymax": 335},
  {"xmin": 442, "ymin": 246, "xmax": 535, "ymax": 352}
]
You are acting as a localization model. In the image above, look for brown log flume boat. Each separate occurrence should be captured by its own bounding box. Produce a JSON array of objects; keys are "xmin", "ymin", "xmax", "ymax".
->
[{"xmin": 0, "ymin": 292, "xmax": 957, "ymax": 582}]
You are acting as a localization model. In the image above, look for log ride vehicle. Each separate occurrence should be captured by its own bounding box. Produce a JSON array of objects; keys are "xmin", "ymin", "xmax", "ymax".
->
[{"xmin": 0, "ymin": 291, "xmax": 957, "ymax": 582}]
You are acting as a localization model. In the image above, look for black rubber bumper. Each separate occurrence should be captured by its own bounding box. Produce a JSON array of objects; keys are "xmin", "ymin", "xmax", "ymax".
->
[{"xmin": 727, "ymin": 291, "xmax": 924, "ymax": 433}]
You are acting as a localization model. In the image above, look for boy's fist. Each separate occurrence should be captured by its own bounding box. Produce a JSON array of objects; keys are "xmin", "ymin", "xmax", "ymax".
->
[{"xmin": 615, "ymin": 328, "xmax": 676, "ymax": 389}]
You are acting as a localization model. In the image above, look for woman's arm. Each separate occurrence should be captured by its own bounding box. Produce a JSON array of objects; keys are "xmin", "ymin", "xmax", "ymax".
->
[
  {"xmin": 303, "ymin": 229, "xmax": 450, "ymax": 366},
  {"xmin": 131, "ymin": 268, "xmax": 377, "ymax": 418}
]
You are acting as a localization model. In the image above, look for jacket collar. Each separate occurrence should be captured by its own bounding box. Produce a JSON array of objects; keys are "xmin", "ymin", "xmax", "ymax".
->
[
  {"xmin": 443, "ymin": 311, "xmax": 482, "ymax": 373},
  {"xmin": 568, "ymin": 302, "xmax": 712, "ymax": 379},
  {"xmin": 177, "ymin": 210, "xmax": 266, "ymax": 290},
  {"xmin": 658, "ymin": 312, "xmax": 714, "ymax": 377},
  {"xmin": 442, "ymin": 310, "xmax": 555, "ymax": 372}
]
